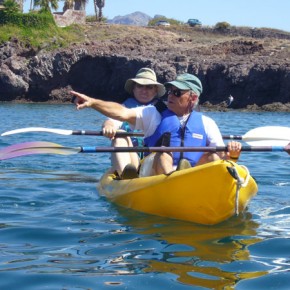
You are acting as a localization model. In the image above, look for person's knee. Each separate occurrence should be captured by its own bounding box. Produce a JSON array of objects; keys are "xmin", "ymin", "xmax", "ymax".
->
[
  {"xmin": 153, "ymin": 152, "xmax": 173, "ymax": 174},
  {"xmin": 207, "ymin": 153, "xmax": 220, "ymax": 162},
  {"xmin": 197, "ymin": 153, "xmax": 220, "ymax": 165},
  {"xmin": 113, "ymin": 136, "xmax": 132, "ymax": 147}
]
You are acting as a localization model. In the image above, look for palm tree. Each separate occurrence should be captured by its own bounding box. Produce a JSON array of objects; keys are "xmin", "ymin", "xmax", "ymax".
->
[
  {"xmin": 74, "ymin": 0, "xmax": 86, "ymax": 11},
  {"xmin": 93, "ymin": 0, "xmax": 98, "ymax": 20},
  {"xmin": 34, "ymin": 0, "xmax": 58, "ymax": 11},
  {"xmin": 17, "ymin": 0, "xmax": 23, "ymax": 12},
  {"xmin": 63, "ymin": 0, "xmax": 73, "ymax": 11},
  {"xmin": 30, "ymin": 0, "xmax": 34, "ymax": 10},
  {"xmin": 95, "ymin": 0, "xmax": 104, "ymax": 21},
  {"xmin": 2, "ymin": 0, "xmax": 21, "ymax": 12}
]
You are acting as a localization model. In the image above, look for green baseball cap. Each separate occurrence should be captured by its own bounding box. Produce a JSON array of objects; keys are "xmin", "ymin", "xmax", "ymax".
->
[{"xmin": 165, "ymin": 73, "xmax": 203, "ymax": 96}]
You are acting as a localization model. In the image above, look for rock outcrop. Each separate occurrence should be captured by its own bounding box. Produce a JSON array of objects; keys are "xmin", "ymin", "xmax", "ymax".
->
[{"xmin": 1, "ymin": 25, "xmax": 290, "ymax": 110}]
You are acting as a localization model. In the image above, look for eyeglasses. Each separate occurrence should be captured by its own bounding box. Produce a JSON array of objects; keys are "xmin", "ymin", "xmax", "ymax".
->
[
  {"xmin": 167, "ymin": 89, "xmax": 186, "ymax": 97},
  {"xmin": 135, "ymin": 84, "xmax": 155, "ymax": 90}
]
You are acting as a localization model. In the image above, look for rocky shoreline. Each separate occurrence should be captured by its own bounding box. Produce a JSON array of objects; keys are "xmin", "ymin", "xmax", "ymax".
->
[
  {"xmin": 4, "ymin": 98, "xmax": 290, "ymax": 112},
  {"xmin": 1, "ymin": 24, "xmax": 290, "ymax": 111}
]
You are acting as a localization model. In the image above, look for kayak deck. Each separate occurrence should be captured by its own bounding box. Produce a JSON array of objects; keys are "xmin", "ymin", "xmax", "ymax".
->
[{"xmin": 98, "ymin": 160, "xmax": 258, "ymax": 225}]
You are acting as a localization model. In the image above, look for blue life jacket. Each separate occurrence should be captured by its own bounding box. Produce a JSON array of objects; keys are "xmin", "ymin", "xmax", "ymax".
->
[{"xmin": 144, "ymin": 109, "xmax": 206, "ymax": 166}]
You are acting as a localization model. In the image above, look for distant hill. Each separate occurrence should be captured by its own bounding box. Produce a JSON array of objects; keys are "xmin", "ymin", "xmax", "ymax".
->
[{"xmin": 107, "ymin": 11, "xmax": 152, "ymax": 26}]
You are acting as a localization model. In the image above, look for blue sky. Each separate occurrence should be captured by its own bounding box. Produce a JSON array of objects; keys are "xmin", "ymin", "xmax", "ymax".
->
[{"xmin": 24, "ymin": 0, "xmax": 290, "ymax": 32}]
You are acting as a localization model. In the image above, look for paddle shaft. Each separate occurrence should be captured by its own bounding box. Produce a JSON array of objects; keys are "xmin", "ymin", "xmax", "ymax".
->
[
  {"xmin": 66, "ymin": 130, "xmax": 241, "ymax": 139},
  {"xmin": 71, "ymin": 130, "xmax": 144, "ymax": 137},
  {"xmin": 223, "ymin": 135, "xmax": 242, "ymax": 140},
  {"xmin": 1, "ymin": 141, "xmax": 289, "ymax": 161},
  {"xmin": 53, "ymin": 130, "xmax": 244, "ymax": 140},
  {"xmin": 78, "ymin": 145, "xmax": 289, "ymax": 153},
  {"xmin": 0, "ymin": 127, "xmax": 247, "ymax": 139},
  {"xmin": 40, "ymin": 130, "xmax": 243, "ymax": 140},
  {"xmin": 73, "ymin": 131, "xmax": 241, "ymax": 140},
  {"xmin": 67, "ymin": 131, "xmax": 282, "ymax": 142}
]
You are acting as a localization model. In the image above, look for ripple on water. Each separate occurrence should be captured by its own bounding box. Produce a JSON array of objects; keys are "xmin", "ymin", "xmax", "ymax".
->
[{"xmin": 236, "ymin": 271, "xmax": 290, "ymax": 290}]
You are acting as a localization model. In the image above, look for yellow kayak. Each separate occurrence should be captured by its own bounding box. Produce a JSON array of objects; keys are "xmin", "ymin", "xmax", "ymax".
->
[{"xmin": 98, "ymin": 160, "xmax": 258, "ymax": 225}]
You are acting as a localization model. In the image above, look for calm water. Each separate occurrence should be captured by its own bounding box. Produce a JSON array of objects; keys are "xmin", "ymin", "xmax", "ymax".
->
[{"xmin": 0, "ymin": 103, "xmax": 289, "ymax": 290}]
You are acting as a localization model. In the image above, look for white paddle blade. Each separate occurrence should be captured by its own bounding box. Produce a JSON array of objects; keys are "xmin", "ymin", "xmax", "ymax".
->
[
  {"xmin": 242, "ymin": 126, "xmax": 290, "ymax": 146},
  {"xmin": 1, "ymin": 127, "xmax": 73, "ymax": 136}
]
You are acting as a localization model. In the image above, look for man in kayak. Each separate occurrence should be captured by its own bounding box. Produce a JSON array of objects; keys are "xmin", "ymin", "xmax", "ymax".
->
[
  {"xmin": 101, "ymin": 67, "xmax": 166, "ymax": 176},
  {"xmin": 71, "ymin": 73, "xmax": 241, "ymax": 178}
]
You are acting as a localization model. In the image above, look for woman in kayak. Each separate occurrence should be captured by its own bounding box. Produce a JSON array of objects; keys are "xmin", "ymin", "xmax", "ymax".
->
[{"xmin": 101, "ymin": 67, "xmax": 166, "ymax": 176}]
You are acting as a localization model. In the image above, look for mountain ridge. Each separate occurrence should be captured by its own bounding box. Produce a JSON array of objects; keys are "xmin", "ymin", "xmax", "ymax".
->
[{"xmin": 107, "ymin": 11, "xmax": 152, "ymax": 26}]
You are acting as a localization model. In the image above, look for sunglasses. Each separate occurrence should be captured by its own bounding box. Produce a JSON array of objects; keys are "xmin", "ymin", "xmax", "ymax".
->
[{"xmin": 167, "ymin": 89, "xmax": 186, "ymax": 97}]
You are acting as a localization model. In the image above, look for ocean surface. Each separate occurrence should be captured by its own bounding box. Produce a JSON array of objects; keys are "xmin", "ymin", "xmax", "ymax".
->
[{"xmin": 0, "ymin": 103, "xmax": 289, "ymax": 290}]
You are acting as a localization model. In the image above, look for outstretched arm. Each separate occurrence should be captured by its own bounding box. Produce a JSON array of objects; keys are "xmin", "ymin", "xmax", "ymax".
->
[{"xmin": 71, "ymin": 91, "xmax": 137, "ymax": 126}]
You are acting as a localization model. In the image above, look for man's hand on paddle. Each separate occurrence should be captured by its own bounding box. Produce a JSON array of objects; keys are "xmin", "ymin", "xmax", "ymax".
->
[{"xmin": 227, "ymin": 141, "xmax": 242, "ymax": 160}]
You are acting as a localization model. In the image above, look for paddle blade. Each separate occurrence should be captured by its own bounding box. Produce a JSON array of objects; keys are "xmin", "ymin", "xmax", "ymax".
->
[
  {"xmin": 0, "ymin": 142, "xmax": 80, "ymax": 160},
  {"xmin": 1, "ymin": 127, "xmax": 73, "ymax": 136},
  {"xmin": 242, "ymin": 126, "xmax": 290, "ymax": 146}
]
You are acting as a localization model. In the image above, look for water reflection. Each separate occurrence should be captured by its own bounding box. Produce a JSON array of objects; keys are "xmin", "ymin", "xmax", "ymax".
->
[
  {"xmin": 0, "ymin": 167, "xmax": 98, "ymax": 183},
  {"xmin": 115, "ymin": 209, "xmax": 269, "ymax": 289}
]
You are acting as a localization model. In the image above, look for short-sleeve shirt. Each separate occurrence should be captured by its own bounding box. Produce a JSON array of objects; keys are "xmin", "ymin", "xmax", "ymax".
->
[{"xmin": 132, "ymin": 105, "xmax": 225, "ymax": 146}]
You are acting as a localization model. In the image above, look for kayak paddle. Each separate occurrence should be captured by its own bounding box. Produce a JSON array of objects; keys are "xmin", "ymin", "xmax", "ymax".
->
[
  {"xmin": 1, "ymin": 126, "xmax": 290, "ymax": 145},
  {"xmin": 0, "ymin": 141, "xmax": 289, "ymax": 161},
  {"xmin": 222, "ymin": 126, "xmax": 290, "ymax": 146},
  {"xmin": 1, "ymin": 127, "xmax": 143, "ymax": 137}
]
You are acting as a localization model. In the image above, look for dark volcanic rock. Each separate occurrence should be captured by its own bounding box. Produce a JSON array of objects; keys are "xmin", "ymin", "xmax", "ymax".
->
[{"xmin": 1, "ymin": 25, "xmax": 290, "ymax": 110}]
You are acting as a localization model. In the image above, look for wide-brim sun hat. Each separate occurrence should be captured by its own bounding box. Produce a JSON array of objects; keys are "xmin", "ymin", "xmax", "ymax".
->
[
  {"xmin": 125, "ymin": 68, "xmax": 166, "ymax": 97},
  {"xmin": 165, "ymin": 73, "xmax": 203, "ymax": 96}
]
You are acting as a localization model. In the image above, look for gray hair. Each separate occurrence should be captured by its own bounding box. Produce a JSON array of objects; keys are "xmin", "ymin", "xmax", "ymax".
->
[{"xmin": 190, "ymin": 90, "xmax": 199, "ymax": 109}]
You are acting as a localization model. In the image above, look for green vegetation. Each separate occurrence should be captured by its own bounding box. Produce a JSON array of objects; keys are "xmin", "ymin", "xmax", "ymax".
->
[
  {"xmin": 0, "ymin": 0, "xmax": 85, "ymax": 48},
  {"xmin": 214, "ymin": 21, "xmax": 231, "ymax": 30},
  {"xmin": 34, "ymin": 0, "xmax": 59, "ymax": 12},
  {"xmin": 148, "ymin": 16, "xmax": 183, "ymax": 27},
  {"xmin": 86, "ymin": 15, "xmax": 107, "ymax": 22},
  {"xmin": 0, "ymin": 20, "xmax": 87, "ymax": 49},
  {"xmin": 1, "ymin": 0, "xmax": 21, "ymax": 13},
  {"xmin": 1, "ymin": 9, "xmax": 290, "ymax": 53},
  {"xmin": 0, "ymin": 0, "xmax": 57, "ymax": 28},
  {"xmin": 0, "ymin": 10, "xmax": 55, "ymax": 27}
]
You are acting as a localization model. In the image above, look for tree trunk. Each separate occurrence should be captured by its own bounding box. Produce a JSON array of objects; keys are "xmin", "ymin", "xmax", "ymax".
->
[
  {"xmin": 94, "ymin": 0, "xmax": 98, "ymax": 21},
  {"xmin": 98, "ymin": 8, "xmax": 102, "ymax": 21},
  {"xmin": 74, "ymin": 0, "xmax": 85, "ymax": 11},
  {"xmin": 17, "ymin": 0, "xmax": 24, "ymax": 12},
  {"xmin": 96, "ymin": 0, "xmax": 105, "ymax": 21}
]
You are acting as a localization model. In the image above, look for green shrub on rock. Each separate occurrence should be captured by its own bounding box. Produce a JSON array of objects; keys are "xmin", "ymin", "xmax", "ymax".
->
[
  {"xmin": 214, "ymin": 21, "xmax": 231, "ymax": 30},
  {"xmin": 0, "ymin": 9, "xmax": 55, "ymax": 28}
]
